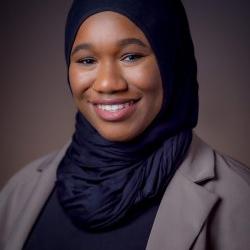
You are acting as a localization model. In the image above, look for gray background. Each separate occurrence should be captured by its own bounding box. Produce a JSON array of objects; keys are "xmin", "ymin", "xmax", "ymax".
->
[{"xmin": 0, "ymin": 0, "xmax": 249, "ymax": 188}]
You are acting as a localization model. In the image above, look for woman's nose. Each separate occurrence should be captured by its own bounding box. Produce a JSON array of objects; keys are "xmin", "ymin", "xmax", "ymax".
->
[{"xmin": 92, "ymin": 61, "xmax": 128, "ymax": 94}]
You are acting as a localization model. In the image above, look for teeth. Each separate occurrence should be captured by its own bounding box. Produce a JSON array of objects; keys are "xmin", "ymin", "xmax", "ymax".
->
[{"xmin": 97, "ymin": 102, "xmax": 132, "ymax": 112}]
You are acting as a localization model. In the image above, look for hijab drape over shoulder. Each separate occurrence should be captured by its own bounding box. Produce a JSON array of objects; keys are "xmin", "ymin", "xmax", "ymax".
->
[{"xmin": 57, "ymin": 0, "xmax": 199, "ymax": 230}]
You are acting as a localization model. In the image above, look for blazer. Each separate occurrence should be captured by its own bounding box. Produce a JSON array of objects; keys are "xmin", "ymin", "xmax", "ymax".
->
[{"xmin": 0, "ymin": 135, "xmax": 250, "ymax": 250}]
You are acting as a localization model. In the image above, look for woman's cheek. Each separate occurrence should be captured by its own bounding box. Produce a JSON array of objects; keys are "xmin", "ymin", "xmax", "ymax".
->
[
  {"xmin": 69, "ymin": 64, "xmax": 95, "ymax": 96},
  {"xmin": 123, "ymin": 59, "xmax": 162, "ymax": 92}
]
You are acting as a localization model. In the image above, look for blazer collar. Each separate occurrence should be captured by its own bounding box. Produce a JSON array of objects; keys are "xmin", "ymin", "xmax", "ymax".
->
[
  {"xmin": 179, "ymin": 134, "xmax": 215, "ymax": 183},
  {"xmin": 146, "ymin": 134, "xmax": 219, "ymax": 250}
]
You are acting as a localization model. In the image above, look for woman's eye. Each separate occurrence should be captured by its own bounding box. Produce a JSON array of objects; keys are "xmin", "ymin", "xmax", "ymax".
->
[
  {"xmin": 122, "ymin": 54, "xmax": 143, "ymax": 62},
  {"xmin": 77, "ymin": 57, "xmax": 96, "ymax": 65}
]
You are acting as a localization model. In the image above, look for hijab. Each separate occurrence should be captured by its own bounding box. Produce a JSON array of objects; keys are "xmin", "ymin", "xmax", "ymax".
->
[{"xmin": 57, "ymin": 0, "xmax": 198, "ymax": 231}]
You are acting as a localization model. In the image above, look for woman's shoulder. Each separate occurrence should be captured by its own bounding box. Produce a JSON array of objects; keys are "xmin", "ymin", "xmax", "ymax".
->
[
  {"xmin": 181, "ymin": 134, "xmax": 250, "ymax": 215},
  {"xmin": 168, "ymin": 135, "xmax": 250, "ymax": 249},
  {"xmin": 189, "ymin": 134, "xmax": 250, "ymax": 188},
  {"xmin": 200, "ymin": 142, "xmax": 250, "ymax": 249},
  {"xmin": 0, "ymin": 142, "xmax": 69, "ymax": 196},
  {"xmin": 214, "ymin": 150, "xmax": 250, "ymax": 186},
  {"xmin": 1, "ymin": 151, "xmax": 57, "ymax": 195},
  {"xmin": 0, "ymin": 144, "xmax": 69, "ymax": 248}
]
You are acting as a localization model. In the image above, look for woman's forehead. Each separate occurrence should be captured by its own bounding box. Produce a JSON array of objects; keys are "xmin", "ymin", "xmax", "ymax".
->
[
  {"xmin": 76, "ymin": 11, "xmax": 147, "ymax": 40},
  {"xmin": 72, "ymin": 11, "xmax": 151, "ymax": 49}
]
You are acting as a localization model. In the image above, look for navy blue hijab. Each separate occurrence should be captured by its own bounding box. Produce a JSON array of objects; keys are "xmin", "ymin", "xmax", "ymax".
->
[{"xmin": 57, "ymin": 0, "xmax": 198, "ymax": 230}]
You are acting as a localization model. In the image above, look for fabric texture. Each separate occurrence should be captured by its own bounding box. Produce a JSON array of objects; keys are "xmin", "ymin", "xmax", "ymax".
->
[
  {"xmin": 57, "ymin": 0, "xmax": 198, "ymax": 230},
  {"xmin": 57, "ymin": 115, "xmax": 191, "ymax": 230}
]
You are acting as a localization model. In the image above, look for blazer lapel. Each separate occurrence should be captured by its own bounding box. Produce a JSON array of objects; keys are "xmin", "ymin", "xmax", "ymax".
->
[{"xmin": 146, "ymin": 135, "xmax": 219, "ymax": 250}]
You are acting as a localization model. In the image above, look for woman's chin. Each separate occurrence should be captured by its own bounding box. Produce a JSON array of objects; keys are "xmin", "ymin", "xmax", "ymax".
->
[{"xmin": 96, "ymin": 126, "xmax": 141, "ymax": 142}]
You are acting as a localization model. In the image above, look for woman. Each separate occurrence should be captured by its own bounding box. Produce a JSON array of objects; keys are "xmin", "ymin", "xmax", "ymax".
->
[{"xmin": 0, "ymin": 0, "xmax": 249, "ymax": 249}]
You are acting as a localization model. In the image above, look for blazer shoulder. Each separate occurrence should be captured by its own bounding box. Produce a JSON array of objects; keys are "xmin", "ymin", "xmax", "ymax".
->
[
  {"xmin": 1, "ymin": 151, "xmax": 58, "ymax": 194},
  {"xmin": 214, "ymin": 151, "xmax": 250, "ymax": 188},
  {"xmin": 187, "ymin": 137, "xmax": 250, "ymax": 249},
  {"xmin": 1, "ymin": 141, "xmax": 70, "ymax": 195},
  {"xmin": 202, "ymin": 151, "xmax": 250, "ymax": 249},
  {"xmin": 191, "ymin": 134, "xmax": 250, "ymax": 188}
]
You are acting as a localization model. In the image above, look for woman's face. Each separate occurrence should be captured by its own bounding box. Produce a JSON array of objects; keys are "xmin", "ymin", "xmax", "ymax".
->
[{"xmin": 69, "ymin": 11, "xmax": 163, "ymax": 141}]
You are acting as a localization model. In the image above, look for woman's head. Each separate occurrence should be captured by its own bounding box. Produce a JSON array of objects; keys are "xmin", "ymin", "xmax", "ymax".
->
[
  {"xmin": 69, "ymin": 11, "xmax": 163, "ymax": 141},
  {"xmin": 65, "ymin": 0, "xmax": 198, "ymax": 143}
]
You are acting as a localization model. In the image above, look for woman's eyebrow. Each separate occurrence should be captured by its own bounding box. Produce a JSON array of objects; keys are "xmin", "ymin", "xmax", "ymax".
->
[
  {"xmin": 71, "ymin": 38, "xmax": 148, "ymax": 56},
  {"xmin": 118, "ymin": 38, "xmax": 147, "ymax": 48},
  {"xmin": 71, "ymin": 43, "xmax": 92, "ymax": 56}
]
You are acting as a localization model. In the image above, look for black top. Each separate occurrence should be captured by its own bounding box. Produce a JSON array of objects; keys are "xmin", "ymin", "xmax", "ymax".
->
[{"xmin": 23, "ymin": 185, "xmax": 160, "ymax": 250}]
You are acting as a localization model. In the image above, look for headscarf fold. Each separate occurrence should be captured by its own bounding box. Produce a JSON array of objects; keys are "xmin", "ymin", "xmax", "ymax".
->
[{"xmin": 57, "ymin": 0, "xmax": 198, "ymax": 230}]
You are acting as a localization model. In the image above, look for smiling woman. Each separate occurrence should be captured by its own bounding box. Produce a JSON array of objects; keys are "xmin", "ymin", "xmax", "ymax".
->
[
  {"xmin": 69, "ymin": 11, "xmax": 163, "ymax": 141},
  {"xmin": 0, "ymin": 1, "xmax": 250, "ymax": 250}
]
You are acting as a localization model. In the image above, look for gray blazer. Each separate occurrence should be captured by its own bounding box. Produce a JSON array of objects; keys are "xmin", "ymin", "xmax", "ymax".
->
[{"xmin": 0, "ymin": 135, "xmax": 250, "ymax": 250}]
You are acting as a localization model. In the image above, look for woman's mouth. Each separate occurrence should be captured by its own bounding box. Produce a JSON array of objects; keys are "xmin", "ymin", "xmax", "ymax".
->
[
  {"xmin": 96, "ymin": 101, "xmax": 133, "ymax": 112},
  {"xmin": 92, "ymin": 100, "xmax": 139, "ymax": 121}
]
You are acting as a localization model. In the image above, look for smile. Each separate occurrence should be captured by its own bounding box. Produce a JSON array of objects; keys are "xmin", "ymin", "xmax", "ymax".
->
[
  {"xmin": 96, "ymin": 101, "xmax": 133, "ymax": 112},
  {"xmin": 92, "ymin": 100, "xmax": 138, "ymax": 121}
]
